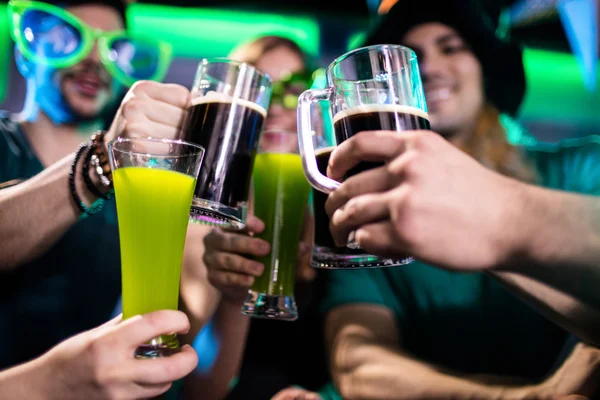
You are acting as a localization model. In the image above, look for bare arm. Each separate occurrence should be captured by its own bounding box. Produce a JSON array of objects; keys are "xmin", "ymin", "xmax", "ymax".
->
[
  {"xmin": 0, "ymin": 81, "xmax": 191, "ymax": 271},
  {"xmin": 324, "ymin": 130, "xmax": 600, "ymax": 348},
  {"xmin": 181, "ymin": 299, "xmax": 251, "ymax": 400},
  {"xmin": 179, "ymin": 224, "xmax": 221, "ymax": 345},
  {"xmin": 0, "ymin": 357, "xmax": 46, "ymax": 399},
  {"xmin": 179, "ymin": 223, "xmax": 251, "ymax": 400},
  {"xmin": 492, "ymin": 186, "xmax": 600, "ymax": 346},
  {"xmin": 0, "ymin": 150, "xmax": 99, "ymax": 270},
  {"xmin": 181, "ymin": 207, "xmax": 313, "ymax": 400},
  {"xmin": 326, "ymin": 304, "xmax": 599, "ymax": 400}
]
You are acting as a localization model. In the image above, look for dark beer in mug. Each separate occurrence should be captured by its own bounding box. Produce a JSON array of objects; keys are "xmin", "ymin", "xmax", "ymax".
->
[
  {"xmin": 311, "ymin": 105, "xmax": 430, "ymax": 268},
  {"xmin": 182, "ymin": 92, "xmax": 267, "ymax": 229},
  {"xmin": 297, "ymin": 44, "xmax": 427, "ymax": 268},
  {"xmin": 332, "ymin": 104, "xmax": 430, "ymax": 177},
  {"xmin": 312, "ymin": 147, "xmax": 398, "ymax": 268}
]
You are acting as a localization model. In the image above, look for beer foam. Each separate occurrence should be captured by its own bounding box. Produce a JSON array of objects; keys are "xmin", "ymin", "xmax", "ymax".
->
[
  {"xmin": 333, "ymin": 104, "xmax": 429, "ymax": 124},
  {"xmin": 191, "ymin": 91, "xmax": 267, "ymax": 117}
]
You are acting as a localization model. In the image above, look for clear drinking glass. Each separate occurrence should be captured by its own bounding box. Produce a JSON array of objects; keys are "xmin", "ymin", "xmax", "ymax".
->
[
  {"xmin": 108, "ymin": 136, "xmax": 204, "ymax": 358},
  {"xmin": 180, "ymin": 58, "xmax": 273, "ymax": 231},
  {"xmin": 241, "ymin": 130, "xmax": 311, "ymax": 321},
  {"xmin": 298, "ymin": 44, "xmax": 429, "ymax": 268}
]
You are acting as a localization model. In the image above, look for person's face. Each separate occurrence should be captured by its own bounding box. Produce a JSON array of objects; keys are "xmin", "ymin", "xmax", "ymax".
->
[
  {"xmin": 255, "ymin": 45, "xmax": 305, "ymax": 134},
  {"xmin": 46, "ymin": 4, "xmax": 123, "ymax": 120},
  {"xmin": 402, "ymin": 23, "xmax": 485, "ymax": 139}
]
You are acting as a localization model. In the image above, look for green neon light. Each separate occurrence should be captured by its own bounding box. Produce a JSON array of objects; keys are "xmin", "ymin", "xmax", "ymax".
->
[
  {"xmin": 0, "ymin": 4, "xmax": 9, "ymax": 103},
  {"xmin": 519, "ymin": 48, "xmax": 600, "ymax": 126},
  {"xmin": 128, "ymin": 4, "xmax": 320, "ymax": 59},
  {"xmin": 347, "ymin": 31, "xmax": 367, "ymax": 50}
]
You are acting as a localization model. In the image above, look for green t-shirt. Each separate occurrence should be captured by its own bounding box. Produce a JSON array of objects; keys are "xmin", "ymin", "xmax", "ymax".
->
[
  {"xmin": 0, "ymin": 113, "xmax": 122, "ymax": 369},
  {"xmin": 321, "ymin": 136, "xmax": 600, "ymax": 380}
]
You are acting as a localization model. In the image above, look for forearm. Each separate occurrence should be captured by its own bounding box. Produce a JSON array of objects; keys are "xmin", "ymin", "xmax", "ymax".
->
[
  {"xmin": 0, "ymin": 150, "xmax": 98, "ymax": 270},
  {"xmin": 333, "ymin": 343, "xmax": 536, "ymax": 400},
  {"xmin": 498, "ymin": 186, "xmax": 600, "ymax": 344},
  {"xmin": 0, "ymin": 357, "xmax": 48, "ymax": 400},
  {"xmin": 182, "ymin": 298, "xmax": 251, "ymax": 400},
  {"xmin": 492, "ymin": 270, "xmax": 600, "ymax": 348}
]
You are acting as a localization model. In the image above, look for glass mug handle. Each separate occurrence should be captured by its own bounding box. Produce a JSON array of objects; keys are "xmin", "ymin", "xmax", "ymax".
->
[{"xmin": 297, "ymin": 88, "xmax": 340, "ymax": 194}]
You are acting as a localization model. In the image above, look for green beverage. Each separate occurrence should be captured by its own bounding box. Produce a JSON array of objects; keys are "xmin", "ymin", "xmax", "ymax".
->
[
  {"xmin": 109, "ymin": 137, "xmax": 203, "ymax": 358},
  {"xmin": 113, "ymin": 166, "xmax": 196, "ymax": 319},
  {"xmin": 251, "ymin": 152, "xmax": 311, "ymax": 297}
]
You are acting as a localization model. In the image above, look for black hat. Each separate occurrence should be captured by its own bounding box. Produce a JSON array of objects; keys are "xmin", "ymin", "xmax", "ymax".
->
[{"xmin": 363, "ymin": 0, "xmax": 526, "ymax": 116}]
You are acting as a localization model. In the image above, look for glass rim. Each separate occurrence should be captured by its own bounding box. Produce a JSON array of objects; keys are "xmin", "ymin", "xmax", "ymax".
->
[
  {"xmin": 108, "ymin": 136, "xmax": 205, "ymax": 158},
  {"xmin": 326, "ymin": 44, "xmax": 418, "ymax": 81},
  {"xmin": 199, "ymin": 57, "xmax": 272, "ymax": 83}
]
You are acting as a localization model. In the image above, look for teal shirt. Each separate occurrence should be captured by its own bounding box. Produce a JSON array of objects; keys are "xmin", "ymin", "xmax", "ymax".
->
[
  {"xmin": 0, "ymin": 113, "xmax": 122, "ymax": 369},
  {"xmin": 321, "ymin": 137, "xmax": 600, "ymax": 379}
]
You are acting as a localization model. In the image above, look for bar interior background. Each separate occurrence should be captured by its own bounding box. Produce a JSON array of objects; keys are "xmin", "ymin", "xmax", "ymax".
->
[{"xmin": 0, "ymin": 0, "xmax": 597, "ymax": 142}]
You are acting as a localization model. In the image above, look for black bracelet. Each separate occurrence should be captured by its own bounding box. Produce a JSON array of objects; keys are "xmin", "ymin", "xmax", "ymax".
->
[
  {"xmin": 69, "ymin": 143, "xmax": 105, "ymax": 219},
  {"xmin": 82, "ymin": 145, "xmax": 113, "ymax": 200}
]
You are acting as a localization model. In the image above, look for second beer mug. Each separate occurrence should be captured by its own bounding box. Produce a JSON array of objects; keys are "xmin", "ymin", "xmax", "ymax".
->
[
  {"xmin": 298, "ymin": 44, "xmax": 430, "ymax": 268},
  {"xmin": 181, "ymin": 59, "xmax": 272, "ymax": 230}
]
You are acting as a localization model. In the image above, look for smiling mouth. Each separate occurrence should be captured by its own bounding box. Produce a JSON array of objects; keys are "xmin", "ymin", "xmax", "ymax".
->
[
  {"xmin": 70, "ymin": 74, "xmax": 109, "ymax": 98},
  {"xmin": 425, "ymin": 88, "xmax": 451, "ymax": 103}
]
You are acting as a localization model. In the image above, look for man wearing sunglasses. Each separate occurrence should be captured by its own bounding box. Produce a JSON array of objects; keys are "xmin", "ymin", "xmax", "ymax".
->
[{"xmin": 0, "ymin": 0, "xmax": 198, "ymax": 397}]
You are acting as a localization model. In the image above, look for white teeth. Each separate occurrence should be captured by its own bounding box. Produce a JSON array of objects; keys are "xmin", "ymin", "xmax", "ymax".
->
[{"xmin": 426, "ymin": 88, "xmax": 451, "ymax": 102}]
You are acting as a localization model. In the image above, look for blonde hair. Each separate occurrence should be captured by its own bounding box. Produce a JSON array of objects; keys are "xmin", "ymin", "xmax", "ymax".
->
[
  {"xmin": 458, "ymin": 104, "xmax": 538, "ymax": 184},
  {"xmin": 228, "ymin": 35, "xmax": 312, "ymax": 69}
]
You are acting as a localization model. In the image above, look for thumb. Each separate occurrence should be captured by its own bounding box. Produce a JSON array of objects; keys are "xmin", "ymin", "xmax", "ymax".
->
[{"xmin": 246, "ymin": 215, "xmax": 265, "ymax": 234}]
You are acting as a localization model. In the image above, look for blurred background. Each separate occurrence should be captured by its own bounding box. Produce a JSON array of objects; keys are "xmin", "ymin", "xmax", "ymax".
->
[{"xmin": 0, "ymin": 0, "xmax": 597, "ymax": 142}]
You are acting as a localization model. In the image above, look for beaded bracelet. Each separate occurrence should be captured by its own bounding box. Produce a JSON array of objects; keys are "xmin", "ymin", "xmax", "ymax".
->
[
  {"xmin": 69, "ymin": 142, "xmax": 105, "ymax": 219},
  {"xmin": 89, "ymin": 131, "xmax": 113, "ymax": 188},
  {"xmin": 82, "ymin": 144, "xmax": 114, "ymax": 200}
]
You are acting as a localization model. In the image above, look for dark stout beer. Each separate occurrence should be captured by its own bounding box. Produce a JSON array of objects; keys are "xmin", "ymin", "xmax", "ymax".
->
[
  {"xmin": 181, "ymin": 92, "xmax": 266, "ymax": 225},
  {"xmin": 311, "ymin": 105, "xmax": 429, "ymax": 267},
  {"xmin": 312, "ymin": 147, "xmax": 361, "ymax": 254},
  {"xmin": 332, "ymin": 104, "xmax": 430, "ymax": 177}
]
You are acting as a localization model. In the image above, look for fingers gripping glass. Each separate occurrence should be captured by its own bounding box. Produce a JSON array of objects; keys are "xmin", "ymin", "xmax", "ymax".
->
[
  {"xmin": 297, "ymin": 44, "xmax": 430, "ymax": 268},
  {"xmin": 7, "ymin": 0, "xmax": 172, "ymax": 87}
]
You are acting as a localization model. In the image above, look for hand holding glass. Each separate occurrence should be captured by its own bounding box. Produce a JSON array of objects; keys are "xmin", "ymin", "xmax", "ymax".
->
[
  {"xmin": 298, "ymin": 44, "xmax": 430, "ymax": 267},
  {"xmin": 109, "ymin": 137, "xmax": 204, "ymax": 358},
  {"xmin": 241, "ymin": 130, "xmax": 311, "ymax": 320}
]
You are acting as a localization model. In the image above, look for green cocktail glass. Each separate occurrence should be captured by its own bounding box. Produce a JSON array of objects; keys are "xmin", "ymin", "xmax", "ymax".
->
[
  {"xmin": 109, "ymin": 137, "xmax": 204, "ymax": 358},
  {"xmin": 241, "ymin": 130, "xmax": 311, "ymax": 321}
]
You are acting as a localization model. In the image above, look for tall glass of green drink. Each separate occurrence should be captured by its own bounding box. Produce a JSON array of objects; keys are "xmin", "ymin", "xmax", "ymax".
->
[
  {"xmin": 108, "ymin": 137, "xmax": 204, "ymax": 358},
  {"xmin": 241, "ymin": 130, "xmax": 311, "ymax": 321}
]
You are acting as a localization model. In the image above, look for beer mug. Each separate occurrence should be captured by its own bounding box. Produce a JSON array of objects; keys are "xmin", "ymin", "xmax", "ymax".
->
[
  {"xmin": 181, "ymin": 59, "xmax": 272, "ymax": 230},
  {"xmin": 298, "ymin": 44, "xmax": 430, "ymax": 268}
]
